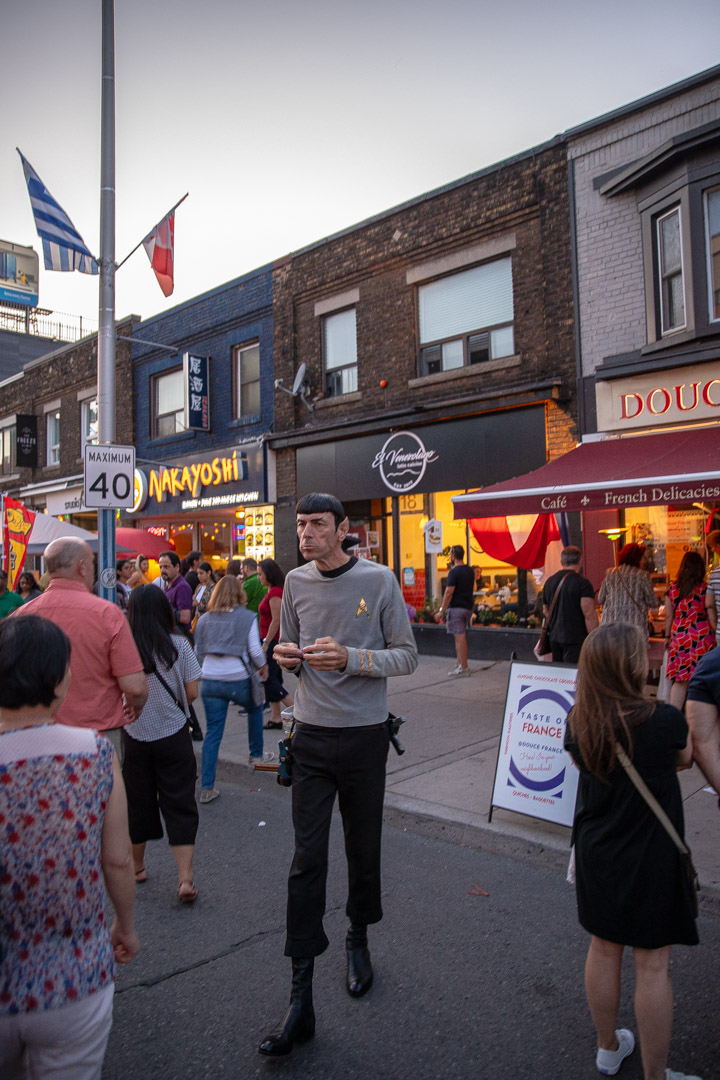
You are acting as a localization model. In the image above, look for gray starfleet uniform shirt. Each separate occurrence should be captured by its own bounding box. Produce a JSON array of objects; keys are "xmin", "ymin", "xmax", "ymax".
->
[{"xmin": 280, "ymin": 557, "xmax": 419, "ymax": 728}]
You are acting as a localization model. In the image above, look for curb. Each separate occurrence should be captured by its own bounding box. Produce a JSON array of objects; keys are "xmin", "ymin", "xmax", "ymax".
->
[{"xmin": 198, "ymin": 751, "xmax": 720, "ymax": 918}]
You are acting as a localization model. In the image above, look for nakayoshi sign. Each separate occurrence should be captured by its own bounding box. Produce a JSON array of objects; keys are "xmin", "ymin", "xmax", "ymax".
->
[{"xmin": 128, "ymin": 442, "xmax": 271, "ymax": 515}]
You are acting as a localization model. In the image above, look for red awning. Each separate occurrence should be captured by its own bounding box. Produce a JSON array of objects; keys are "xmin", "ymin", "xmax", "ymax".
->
[{"xmin": 453, "ymin": 425, "xmax": 720, "ymax": 518}]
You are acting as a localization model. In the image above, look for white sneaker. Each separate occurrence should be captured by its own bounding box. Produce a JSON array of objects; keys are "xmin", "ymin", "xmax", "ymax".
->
[
  {"xmin": 199, "ymin": 787, "xmax": 220, "ymax": 804},
  {"xmin": 596, "ymin": 1029, "xmax": 635, "ymax": 1075},
  {"xmin": 448, "ymin": 665, "xmax": 470, "ymax": 677},
  {"xmin": 666, "ymin": 1070, "xmax": 703, "ymax": 1080},
  {"xmin": 249, "ymin": 751, "xmax": 275, "ymax": 766}
]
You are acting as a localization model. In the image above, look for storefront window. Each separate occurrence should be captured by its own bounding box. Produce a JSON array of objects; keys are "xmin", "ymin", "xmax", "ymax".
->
[
  {"xmin": 624, "ymin": 505, "xmax": 707, "ymax": 589},
  {"xmin": 383, "ymin": 489, "xmax": 535, "ymax": 620},
  {"xmin": 169, "ymin": 521, "xmax": 193, "ymax": 562},
  {"xmin": 198, "ymin": 520, "xmax": 234, "ymax": 567},
  {"xmin": 241, "ymin": 505, "xmax": 275, "ymax": 563}
]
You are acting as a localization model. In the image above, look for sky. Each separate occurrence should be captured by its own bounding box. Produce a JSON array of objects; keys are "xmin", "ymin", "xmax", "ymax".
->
[{"xmin": 2, "ymin": 0, "xmax": 720, "ymax": 328}]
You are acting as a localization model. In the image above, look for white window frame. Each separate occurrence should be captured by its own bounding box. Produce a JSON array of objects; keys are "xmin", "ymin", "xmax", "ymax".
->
[
  {"xmin": 81, "ymin": 396, "xmax": 98, "ymax": 450},
  {"xmin": 46, "ymin": 410, "xmax": 60, "ymax": 466},
  {"xmin": 234, "ymin": 342, "xmax": 261, "ymax": 418},
  {"xmin": 152, "ymin": 368, "xmax": 185, "ymax": 438},
  {"xmin": 656, "ymin": 206, "xmax": 687, "ymax": 335},
  {"xmin": 323, "ymin": 308, "xmax": 358, "ymax": 397},
  {"xmin": 704, "ymin": 186, "xmax": 720, "ymax": 324},
  {"xmin": 0, "ymin": 419, "xmax": 15, "ymax": 476}
]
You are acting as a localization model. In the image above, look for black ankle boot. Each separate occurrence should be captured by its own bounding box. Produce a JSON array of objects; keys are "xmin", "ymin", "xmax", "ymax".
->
[
  {"xmin": 258, "ymin": 957, "xmax": 315, "ymax": 1056},
  {"xmin": 346, "ymin": 923, "xmax": 373, "ymax": 997}
]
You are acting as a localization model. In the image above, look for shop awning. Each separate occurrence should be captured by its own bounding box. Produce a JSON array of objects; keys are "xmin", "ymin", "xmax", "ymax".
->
[{"xmin": 453, "ymin": 425, "xmax": 720, "ymax": 518}]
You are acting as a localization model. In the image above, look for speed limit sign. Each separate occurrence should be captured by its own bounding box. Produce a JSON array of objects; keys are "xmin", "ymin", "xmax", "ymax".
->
[{"xmin": 84, "ymin": 444, "xmax": 136, "ymax": 509}]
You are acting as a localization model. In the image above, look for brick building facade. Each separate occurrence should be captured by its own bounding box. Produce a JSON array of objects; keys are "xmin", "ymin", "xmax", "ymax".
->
[
  {"xmin": 128, "ymin": 266, "xmax": 276, "ymax": 571},
  {"xmin": 269, "ymin": 138, "xmax": 577, "ymax": 601},
  {"xmin": 0, "ymin": 316, "xmax": 137, "ymax": 528}
]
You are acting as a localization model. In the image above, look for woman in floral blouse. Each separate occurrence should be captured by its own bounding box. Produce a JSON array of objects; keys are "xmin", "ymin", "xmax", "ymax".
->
[
  {"xmin": 598, "ymin": 543, "xmax": 657, "ymax": 639},
  {"xmin": 0, "ymin": 614, "xmax": 138, "ymax": 1078}
]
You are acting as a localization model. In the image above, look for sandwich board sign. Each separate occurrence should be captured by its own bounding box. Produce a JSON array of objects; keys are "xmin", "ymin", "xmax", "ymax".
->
[{"xmin": 490, "ymin": 661, "xmax": 579, "ymax": 828}]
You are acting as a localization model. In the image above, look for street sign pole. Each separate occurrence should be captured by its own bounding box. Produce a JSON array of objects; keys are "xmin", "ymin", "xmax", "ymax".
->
[{"xmin": 97, "ymin": 0, "xmax": 116, "ymax": 601}]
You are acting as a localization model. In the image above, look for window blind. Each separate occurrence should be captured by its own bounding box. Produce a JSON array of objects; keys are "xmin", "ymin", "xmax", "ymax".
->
[
  {"xmin": 325, "ymin": 309, "xmax": 357, "ymax": 370},
  {"xmin": 418, "ymin": 258, "xmax": 513, "ymax": 344}
]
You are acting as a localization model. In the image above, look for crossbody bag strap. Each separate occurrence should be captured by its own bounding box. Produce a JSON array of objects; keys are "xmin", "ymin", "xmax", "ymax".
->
[
  {"xmin": 152, "ymin": 666, "xmax": 188, "ymax": 719},
  {"xmin": 615, "ymin": 742, "xmax": 688, "ymax": 855},
  {"xmin": 615, "ymin": 567, "xmax": 645, "ymax": 616},
  {"xmin": 545, "ymin": 572, "xmax": 570, "ymax": 629}
]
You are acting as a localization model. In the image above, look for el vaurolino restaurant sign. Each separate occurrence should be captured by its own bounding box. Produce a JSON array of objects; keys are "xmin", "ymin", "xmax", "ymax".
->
[{"xmin": 295, "ymin": 409, "xmax": 547, "ymax": 501}]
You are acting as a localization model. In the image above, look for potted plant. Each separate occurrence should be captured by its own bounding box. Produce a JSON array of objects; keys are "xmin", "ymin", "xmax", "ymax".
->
[
  {"xmin": 417, "ymin": 597, "xmax": 441, "ymax": 623},
  {"xmin": 473, "ymin": 607, "xmax": 495, "ymax": 626}
]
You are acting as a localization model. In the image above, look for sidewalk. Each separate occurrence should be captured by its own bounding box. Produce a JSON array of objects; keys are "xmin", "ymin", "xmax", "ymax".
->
[{"xmin": 196, "ymin": 655, "xmax": 720, "ymax": 912}]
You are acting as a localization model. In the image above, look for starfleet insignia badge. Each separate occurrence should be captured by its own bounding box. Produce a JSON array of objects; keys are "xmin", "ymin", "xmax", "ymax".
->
[{"xmin": 356, "ymin": 597, "xmax": 370, "ymax": 618}]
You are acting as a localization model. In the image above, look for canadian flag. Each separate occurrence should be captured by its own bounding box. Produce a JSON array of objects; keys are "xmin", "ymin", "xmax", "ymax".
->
[{"xmin": 142, "ymin": 195, "xmax": 186, "ymax": 297}]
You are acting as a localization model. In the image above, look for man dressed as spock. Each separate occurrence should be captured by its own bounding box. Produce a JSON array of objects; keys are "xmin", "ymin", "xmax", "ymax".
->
[{"xmin": 258, "ymin": 493, "xmax": 418, "ymax": 1057}]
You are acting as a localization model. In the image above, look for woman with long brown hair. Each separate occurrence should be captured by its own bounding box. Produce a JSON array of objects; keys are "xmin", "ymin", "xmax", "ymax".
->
[
  {"xmin": 665, "ymin": 550, "xmax": 716, "ymax": 711},
  {"xmin": 565, "ymin": 623, "xmax": 699, "ymax": 1080}
]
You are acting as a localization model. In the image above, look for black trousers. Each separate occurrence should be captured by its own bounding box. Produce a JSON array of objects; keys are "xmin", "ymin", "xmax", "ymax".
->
[
  {"xmin": 285, "ymin": 722, "xmax": 390, "ymax": 958},
  {"xmin": 121, "ymin": 726, "xmax": 199, "ymax": 847},
  {"xmin": 551, "ymin": 642, "xmax": 582, "ymax": 664}
]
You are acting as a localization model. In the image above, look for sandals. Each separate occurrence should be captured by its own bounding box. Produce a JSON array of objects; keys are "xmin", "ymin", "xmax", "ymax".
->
[
  {"xmin": 134, "ymin": 867, "xmax": 147, "ymax": 883},
  {"xmin": 178, "ymin": 880, "xmax": 198, "ymax": 904},
  {"xmin": 264, "ymin": 720, "xmax": 283, "ymax": 730}
]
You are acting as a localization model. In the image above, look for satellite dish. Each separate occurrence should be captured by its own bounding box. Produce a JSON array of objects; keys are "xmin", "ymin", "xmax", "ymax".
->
[{"xmin": 292, "ymin": 363, "xmax": 307, "ymax": 396}]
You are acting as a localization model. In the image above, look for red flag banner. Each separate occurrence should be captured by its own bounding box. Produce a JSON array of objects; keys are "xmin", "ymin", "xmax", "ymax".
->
[
  {"xmin": 142, "ymin": 195, "xmax": 187, "ymax": 297},
  {"xmin": 3, "ymin": 497, "xmax": 36, "ymax": 589},
  {"xmin": 468, "ymin": 513, "xmax": 560, "ymax": 570}
]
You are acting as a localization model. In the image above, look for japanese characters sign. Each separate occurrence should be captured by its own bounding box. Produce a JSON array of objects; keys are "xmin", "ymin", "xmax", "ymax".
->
[{"xmin": 183, "ymin": 353, "xmax": 210, "ymax": 432}]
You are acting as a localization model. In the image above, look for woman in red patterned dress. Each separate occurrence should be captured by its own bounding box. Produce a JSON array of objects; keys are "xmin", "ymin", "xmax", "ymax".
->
[{"xmin": 665, "ymin": 550, "xmax": 717, "ymax": 711}]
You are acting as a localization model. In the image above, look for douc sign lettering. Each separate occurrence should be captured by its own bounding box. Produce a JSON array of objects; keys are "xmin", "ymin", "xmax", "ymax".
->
[
  {"xmin": 620, "ymin": 380, "xmax": 720, "ymax": 420},
  {"xmin": 596, "ymin": 364, "xmax": 720, "ymax": 432}
]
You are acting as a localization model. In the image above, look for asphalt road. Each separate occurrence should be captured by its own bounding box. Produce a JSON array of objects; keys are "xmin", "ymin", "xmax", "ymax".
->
[{"xmin": 104, "ymin": 774, "xmax": 720, "ymax": 1080}]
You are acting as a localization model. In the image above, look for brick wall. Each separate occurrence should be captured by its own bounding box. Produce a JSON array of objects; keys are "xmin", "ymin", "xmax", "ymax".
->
[
  {"xmin": 0, "ymin": 316, "xmax": 137, "ymax": 496},
  {"xmin": 272, "ymin": 142, "xmax": 577, "ymax": 450},
  {"xmin": 133, "ymin": 265, "xmax": 273, "ymax": 460}
]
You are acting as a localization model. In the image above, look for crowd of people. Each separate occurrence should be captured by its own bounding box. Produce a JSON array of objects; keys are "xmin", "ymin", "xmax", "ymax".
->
[
  {"xmin": 0, "ymin": 538, "xmax": 295, "ymax": 1077},
  {"xmin": 2, "ymin": 519, "xmax": 720, "ymax": 1078}
]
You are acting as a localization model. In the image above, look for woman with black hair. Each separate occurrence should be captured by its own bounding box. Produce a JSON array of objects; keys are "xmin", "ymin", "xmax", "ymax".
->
[
  {"xmin": 123, "ymin": 586, "xmax": 202, "ymax": 903},
  {"xmin": 0, "ymin": 614, "xmax": 138, "ymax": 1077},
  {"xmin": 258, "ymin": 558, "xmax": 294, "ymax": 729},
  {"xmin": 191, "ymin": 561, "xmax": 216, "ymax": 627},
  {"xmin": 15, "ymin": 569, "xmax": 42, "ymax": 602},
  {"xmin": 665, "ymin": 550, "xmax": 716, "ymax": 711}
]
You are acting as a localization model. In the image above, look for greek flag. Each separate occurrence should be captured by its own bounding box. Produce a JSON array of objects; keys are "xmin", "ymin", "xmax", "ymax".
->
[{"xmin": 17, "ymin": 149, "xmax": 98, "ymax": 274}]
